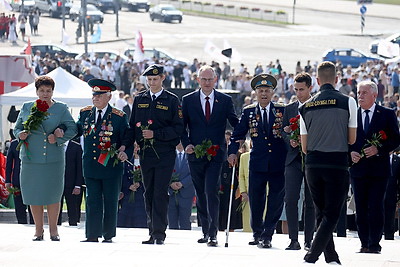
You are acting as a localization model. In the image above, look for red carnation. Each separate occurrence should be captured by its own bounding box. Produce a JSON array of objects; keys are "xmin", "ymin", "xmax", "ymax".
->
[
  {"xmin": 379, "ymin": 130, "xmax": 387, "ymax": 140},
  {"xmin": 290, "ymin": 123, "xmax": 299, "ymax": 131},
  {"xmin": 104, "ymin": 142, "xmax": 111, "ymax": 149},
  {"xmin": 136, "ymin": 122, "xmax": 141, "ymax": 127},
  {"xmin": 148, "ymin": 119, "xmax": 153, "ymax": 125},
  {"xmin": 36, "ymin": 99, "xmax": 49, "ymax": 112}
]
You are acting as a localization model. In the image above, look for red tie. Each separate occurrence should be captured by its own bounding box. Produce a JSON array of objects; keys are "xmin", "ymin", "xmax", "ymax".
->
[{"xmin": 205, "ymin": 96, "xmax": 211, "ymax": 121}]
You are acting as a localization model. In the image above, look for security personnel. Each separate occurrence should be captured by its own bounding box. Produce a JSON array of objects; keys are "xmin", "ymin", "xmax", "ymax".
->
[
  {"xmin": 120, "ymin": 64, "xmax": 184, "ymax": 245},
  {"xmin": 300, "ymin": 62, "xmax": 357, "ymax": 264},
  {"xmin": 77, "ymin": 78, "xmax": 128, "ymax": 243},
  {"xmin": 228, "ymin": 74, "xmax": 287, "ymax": 249}
]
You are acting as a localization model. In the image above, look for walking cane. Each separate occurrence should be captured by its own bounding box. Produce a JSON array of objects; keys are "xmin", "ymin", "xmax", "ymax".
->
[{"xmin": 225, "ymin": 165, "xmax": 236, "ymax": 247}]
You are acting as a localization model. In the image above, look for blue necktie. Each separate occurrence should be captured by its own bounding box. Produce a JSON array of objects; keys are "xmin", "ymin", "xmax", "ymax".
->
[{"xmin": 364, "ymin": 110, "xmax": 370, "ymax": 133}]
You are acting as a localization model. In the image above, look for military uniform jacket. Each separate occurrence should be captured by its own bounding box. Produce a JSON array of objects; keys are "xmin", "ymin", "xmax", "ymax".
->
[
  {"xmin": 229, "ymin": 102, "xmax": 287, "ymax": 173},
  {"xmin": 77, "ymin": 104, "xmax": 128, "ymax": 179},
  {"xmin": 123, "ymin": 89, "xmax": 184, "ymax": 157}
]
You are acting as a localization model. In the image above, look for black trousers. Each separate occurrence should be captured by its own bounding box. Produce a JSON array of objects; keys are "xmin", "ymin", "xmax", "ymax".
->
[
  {"xmin": 351, "ymin": 175, "xmax": 388, "ymax": 251},
  {"xmin": 58, "ymin": 187, "xmax": 83, "ymax": 226},
  {"xmin": 189, "ymin": 160, "xmax": 222, "ymax": 239},
  {"xmin": 140, "ymin": 151, "xmax": 176, "ymax": 240},
  {"xmin": 14, "ymin": 194, "xmax": 34, "ymax": 224},
  {"xmin": 284, "ymin": 160, "xmax": 315, "ymax": 243},
  {"xmin": 304, "ymin": 167, "xmax": 349, "ymax": 263},
  {"xmin": 384, "ymin": 174, "xmax": 398, "ymax": 240}
]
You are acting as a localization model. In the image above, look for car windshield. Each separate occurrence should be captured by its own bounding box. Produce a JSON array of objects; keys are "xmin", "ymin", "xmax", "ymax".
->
[
  {"xmin": 87, "ymin": 5, "xmax": 97, "ymax": 11},
  {"xmin": 161, "ymin": 6, "xmax": 176, "ymax": 11}
]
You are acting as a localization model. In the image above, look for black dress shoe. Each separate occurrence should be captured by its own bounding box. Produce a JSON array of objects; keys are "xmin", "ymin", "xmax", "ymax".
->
[
  {"xmin": 304, "ymin": 241, "xmax": 312, "ymax": 251},
  {"xmin": 81, "ymin": 238, "xmax": 98, "ymax": 242},
  {"xmin": 286, "ymin": 240, "xmax": 301, "ymax": 250},
  {"xmin": 155, "ymin": 239, "xmax": 164, "ymax": 245},
  {"xmin": 367, "ymin": 249, "xmax": 381, "ymax": 254},
  {"xmin": 257, "ymin": 240, "xmax": 272, "ymax": 249},
  {"xmin": 207, "ymin": 239, "xmax": 218, "ymax": 247},
  {"xmin": 358, "ymin": 247, "xmax": 369, "ymax": 253},
  {"xmin": 102, "ymin": 238, "xmax": 112, "ymax": 243},
  {"xmin": 142, "ymin": 237, "xmax": 155, "ymax": 244},
  {"xmin": 248, "ymin": 237, "xmax": 260, "ymax": 245},
  {"xmin": 50, "ymin": 235, "xmax": 60, "ymax": 241},
  {"xmin": 32, "ymin": 234, "xmax": 44, "ymax": 241},
  {"xmin": 197, "ymin": 235, "xmax": 209, "ymax": 243}
]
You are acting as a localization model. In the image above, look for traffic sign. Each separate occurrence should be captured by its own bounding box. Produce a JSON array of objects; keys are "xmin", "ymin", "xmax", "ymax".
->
[{"xmin": 360, "ymin": 5, "xmax": 367, "ymax": 14}]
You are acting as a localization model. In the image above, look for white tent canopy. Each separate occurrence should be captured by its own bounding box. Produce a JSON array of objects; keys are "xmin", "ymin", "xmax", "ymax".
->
[{"xmin": 0, "ymin": 67, "xmax": 93, "ymax": 142}]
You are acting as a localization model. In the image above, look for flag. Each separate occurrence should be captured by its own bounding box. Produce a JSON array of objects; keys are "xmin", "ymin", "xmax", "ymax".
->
[
  {"xmin": 90, "ymin": 24, "xmax": 102, "ymax": 44},
  {"xmin": 2, "ymin": 0, "xmax": 12, "ymax": 11},
  {"xmin": 223, "ymin": 39, "xmax": 242, "ymax": 63},
  {"xmin": 62, "ymin": 28, "xmax": 70, "ymax": 46},
  {"xmin": 134, "ymin": 30, "xmax": 145, "ymax": 61},
  {"xmin": 203, "ymin": 40, "xmax": 226, "ymax": 61},
  {"xmin": 24, "ymin": 38, "xmax": 32, "ymax": 55}
]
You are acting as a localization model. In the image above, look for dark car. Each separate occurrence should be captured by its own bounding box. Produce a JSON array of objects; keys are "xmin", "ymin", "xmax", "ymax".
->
[
  {"xmin": 120, "ymin": 0, "xmax": 150, "ymax": 12},
  {"xmin": 70, "ymin": 4, "xmax": 104, "ymax": 23},
  {"xmin": 149, "ymin": 4, "xmax": 183, "ymax": 23},
  {"xmin": 87, "ymin": 0, "xmax": 116, "ymax": 13},
  {"xmin": 322, "ymin": 48, "xmax": 380, "ymax": 68},
  {"xmin": 369, "ymin": 33, "xmax": 400, "ymax": 58},
  {"xmin": 22, "ymin": 43, "xmax": 79, "ymax": 58}
]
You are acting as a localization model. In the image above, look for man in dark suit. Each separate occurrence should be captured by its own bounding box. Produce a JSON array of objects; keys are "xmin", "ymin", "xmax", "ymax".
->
[
  {"xmin": 5, "ymin": 139, "xmax": 33, "ymax": 224},
  {"xmin": 168, "ymin": 143, "xmax": 195, "ymax": 230},
  {"xmin": 282, "ymin": 72, "xmax": 315, "ymax": 251},
  {"xmin": 228, "ymin": 74, "xmax": 286, "ymax": 249},
  {"xmin": 350, "ymin": 80, "xmax": 400, "ymax": 253},
  {"xmin": 77, "ymin": 78, "xmax": 129, "ymax": 243},
  {"xmin": 122, "ymin": 94, "xmax": 133, "ymax": 121},
  {"xmin": 384, "ymin": 151, "xmax": 400, "ymax": 240},
  {"xmin": 181, "ymin": 65, "xmax": 238, "ymax": 246},
  {"xmin": 58, "ymin": 139, "xmax": 83, "ymax": 226}
]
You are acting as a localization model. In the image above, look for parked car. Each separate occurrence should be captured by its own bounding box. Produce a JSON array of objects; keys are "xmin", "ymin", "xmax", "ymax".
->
[
  {"xmin": 369, "ymin": 33, "xmax": 400, "ymax": 58},
  {"xmin": 75, "ymin": 50, "xmax": 129, "ymax": 63},
  {"xmin": 21, "ymin": 43, "xmax": 79, "ymax": 58},
  {"xmin": 11, "ymin": 0, "xmax": 36, "ymax": 12},
  {"xmin": 70, "ymin": 4, "xmax": 104, "ymax": 23},
  {"xmin": 34, "ymin": 0, "xmax": 72, "ymax": 18},
  {"xmin": 322, "ymin": 48, "xmax": 380, "ymax": 68},
  {"xmin": 87, "ymin": 0, "xmax": 117, "ymax": 13},
  {"xmin": 120, "ymin": 0, "xmax": 149, "ymax": 12},
  {"xmin": 149, "ymin": 4, "xmax": 183, "ymax": 23},
  {"xmin": 123, "ymin": 48, "xmax": 188, "ymax": 66}
]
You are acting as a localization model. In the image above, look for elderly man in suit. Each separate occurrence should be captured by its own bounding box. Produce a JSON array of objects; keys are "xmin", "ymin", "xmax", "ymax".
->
[
  {"xmin": 181, "ymin": 65, "xmax": 238, "ymax": 246},
  {"xmin": 282, "ymin": 72, "xmax": 315, "ymax": 251},
  {"xmin": 168, "ymin": 143, "xmax": 195, "ymax": 230},
  {"xmin": 228, "ymin": 74, "xmax": 287, "ymax": 249},
  {"xmin": 77, "ymin": 79, "xmax": 129, "ymax": 243},
  {"xmin": 350, "ymin": 80, "xmax": 400, "ymax": 254}
]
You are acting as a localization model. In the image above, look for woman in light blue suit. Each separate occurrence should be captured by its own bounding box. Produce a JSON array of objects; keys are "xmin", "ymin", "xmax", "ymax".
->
[{"xmin": 14, "ymin": 76, "xmax": 77, "ymax": 241}]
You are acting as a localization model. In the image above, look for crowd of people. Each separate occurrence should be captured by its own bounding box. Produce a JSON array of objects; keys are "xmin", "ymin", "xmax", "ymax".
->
[
  {"xmin": 0, "ymin": 47, "xmax": 400, "ymax": 264},
  {"xmin": 0, "ymin": 10, "xmax": 40, "ymax": 44}
]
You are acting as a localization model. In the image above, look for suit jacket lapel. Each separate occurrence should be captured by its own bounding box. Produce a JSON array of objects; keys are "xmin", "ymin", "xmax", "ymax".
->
[
  {"xmin": 195, "ymin": 89, "xmax": 208, "ymax": 124},
  {"xmin": 368, "ymin": 105, "xmax": 381, "ymax": 134},
  {"xmin": 209, "ymin": 90, "xmax": 220, "ymax": 123}
]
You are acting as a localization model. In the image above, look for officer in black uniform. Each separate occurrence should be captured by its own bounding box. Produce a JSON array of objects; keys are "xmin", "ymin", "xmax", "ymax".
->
[
  {"xmin": 120, "ymin": 64, "xmax": 184, "ymax": 245},
  {"xmin": 77, "ymin": 78, "xmax": 129, "ymax": 243},
  {"xmin": 299, "ymin": 62, "xmax": 357, "ymax": 264}
]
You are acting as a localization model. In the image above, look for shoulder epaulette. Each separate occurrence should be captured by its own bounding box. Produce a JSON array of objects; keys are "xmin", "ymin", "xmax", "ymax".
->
[
  {"xmin": 274, "ymin": 103, "xmax": 285, "ymax": 107},
  {"xmin": 80, "ymin": 105, "xmax": 93, "ymax": 112},
  {"xmin": 112, "ymin": 108, "xmax": 125, "ymax": 117},
  {"xmin": 244, "ymin": 103, "xmax": 257, "ymax": 110}
]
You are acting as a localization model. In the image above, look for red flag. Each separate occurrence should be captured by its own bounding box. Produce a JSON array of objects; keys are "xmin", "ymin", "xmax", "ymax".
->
[
  {"xmin": 134, "ymin": 30, "xmax": 145, "ymax": 61},
  {"xmin": 24, "ymin": 38, "xmax": 32, "ymax": 55}
]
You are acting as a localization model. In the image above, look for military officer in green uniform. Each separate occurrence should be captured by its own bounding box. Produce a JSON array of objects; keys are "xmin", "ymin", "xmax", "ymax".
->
[
  {"xmin": 77, "ymin": 78, "xmax": 129, "ymax": 243},
  {"xmin": 119, "ymin": 64, "xmax": 184, "ymax": 245}
]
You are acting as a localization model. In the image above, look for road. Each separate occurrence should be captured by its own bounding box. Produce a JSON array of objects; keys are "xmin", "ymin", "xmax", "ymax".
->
[{"xmin": 0, "ymin": 0, "xmax": 399, "ymax": 73}]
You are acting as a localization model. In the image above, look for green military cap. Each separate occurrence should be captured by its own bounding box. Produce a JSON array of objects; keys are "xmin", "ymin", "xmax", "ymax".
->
[
  {"xmin": 88, "ymin": 78, "xmax": 116, "ymax": 95},
  {"xmin": 251, "ymin": 74, "xmax": 277, "ymax": 90},
  {"xmin": 142, "ymin": 64, "xmax": 164, "ymax": 76}
]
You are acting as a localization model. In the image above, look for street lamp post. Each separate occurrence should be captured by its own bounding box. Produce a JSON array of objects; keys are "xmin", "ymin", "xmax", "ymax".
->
[
  {"xmin": 61, "ymin": 0, "xmax": 66, "ymax": 42},
  {"xmin": 114, "ymin": 0, "xmax": 119, "ymax": 37},
  {"xmin": 292, "ymin": 0, "xmax": 296, "ymax": 24}
]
